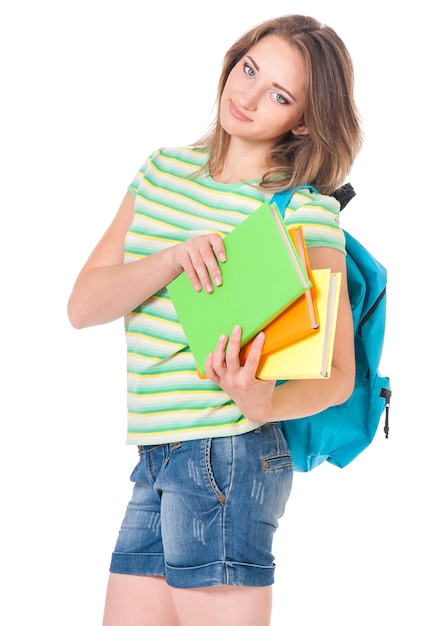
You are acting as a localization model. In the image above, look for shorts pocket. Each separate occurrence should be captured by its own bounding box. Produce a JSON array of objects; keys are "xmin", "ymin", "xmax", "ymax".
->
[{"xmin": 261, "ymin": 453, "xmax": 293, "ymax": 471}]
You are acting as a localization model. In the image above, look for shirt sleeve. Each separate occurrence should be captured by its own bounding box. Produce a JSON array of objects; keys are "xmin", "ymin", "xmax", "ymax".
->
[
  {"xmin": 285, "ymin": 192, "xmax": 346, "ymax": 254},
  {"xmin": 127, "ymin": 152, "xmax": 158, "ymax": 197}
]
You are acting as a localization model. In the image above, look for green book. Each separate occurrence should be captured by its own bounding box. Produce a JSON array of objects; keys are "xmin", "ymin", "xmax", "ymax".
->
[{"xmin": 167, "ymin": 201, "xmax": 312, "ymax": 373}]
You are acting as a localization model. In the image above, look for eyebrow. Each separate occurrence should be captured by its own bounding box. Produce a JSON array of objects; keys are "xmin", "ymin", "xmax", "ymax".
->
[{"xmin": 245, "ymin": 55, "xmax": 296, "ymax": 102}]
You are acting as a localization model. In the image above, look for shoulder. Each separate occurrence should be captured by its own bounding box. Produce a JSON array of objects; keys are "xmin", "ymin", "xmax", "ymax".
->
[
  {"xmin": 151, "ymin": 146, "xmax": 209, "ymax": 169},
  {"xmin": 128, "ymin": 146, "xmax": 209, "ymax": 196},
  {"xmin": 285, "ymin": 187, "xmax": 342, "ymax": 227},
  {"xmin": 285, "ymin": 187, "xmax": 345, "ymax": 253},
  {"xmin": 288, "ymin": 187, "xmax": 341, "ymax": 215}
]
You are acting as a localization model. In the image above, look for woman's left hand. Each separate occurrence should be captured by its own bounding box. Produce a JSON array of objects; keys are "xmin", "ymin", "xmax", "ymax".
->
[{"xmin": 204, "ymin": 326, "xmax": 276, "ymax": 422}]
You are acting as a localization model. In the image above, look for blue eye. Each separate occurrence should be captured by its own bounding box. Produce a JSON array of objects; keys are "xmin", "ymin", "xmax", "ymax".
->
[
  {"xmin": 272, "ymin": 92, "xmax": 289, "ymax": 105},
  {"xmin": 243, "ymin": 62, "xmax": 255, "ymax": 78}
]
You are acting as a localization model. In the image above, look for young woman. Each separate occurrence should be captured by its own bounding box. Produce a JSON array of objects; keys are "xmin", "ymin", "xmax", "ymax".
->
[{"xmin": 68, "ymin": 14, "xmax": 362, "ymax": 626}]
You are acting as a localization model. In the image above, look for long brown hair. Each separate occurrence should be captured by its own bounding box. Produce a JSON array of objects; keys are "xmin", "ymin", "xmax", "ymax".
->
[{"xmin": 194, "ymin": 15, "xmax": 363, "ymax": 195}]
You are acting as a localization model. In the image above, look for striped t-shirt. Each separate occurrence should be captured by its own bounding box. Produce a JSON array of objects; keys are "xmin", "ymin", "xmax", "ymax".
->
[{"xmin": 124, "ymin": 146, "xmax": 345, "ymax": 445}]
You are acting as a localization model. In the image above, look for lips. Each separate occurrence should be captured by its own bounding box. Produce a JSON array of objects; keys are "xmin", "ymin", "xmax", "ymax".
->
[{"xmin": 228, "ymin": 99, "xmax": 252, "ymax": 122}]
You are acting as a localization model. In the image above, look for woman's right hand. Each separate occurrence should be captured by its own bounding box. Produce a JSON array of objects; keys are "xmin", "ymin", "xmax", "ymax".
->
[
  {"xmin": 68, "ymin": 191, "xmax": 227, "ymax": 329},
  {"xmin": 169, "ymin": 233, "xmax": 226, "ymax": 293}
]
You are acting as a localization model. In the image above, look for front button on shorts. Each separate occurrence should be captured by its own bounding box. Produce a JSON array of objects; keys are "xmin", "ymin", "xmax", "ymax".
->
[{"xmin": 109, "ymin": 422, "xmax": 293, "ymax": 588}]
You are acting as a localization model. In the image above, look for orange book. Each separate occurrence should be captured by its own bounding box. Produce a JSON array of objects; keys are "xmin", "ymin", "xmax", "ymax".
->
[{"xmin": 239, "ymin": 226, "xmax": 319, "ymax": 365}]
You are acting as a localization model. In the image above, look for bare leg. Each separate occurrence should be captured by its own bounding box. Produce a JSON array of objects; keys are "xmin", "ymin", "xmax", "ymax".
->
[
  {"xmin": 171, "ymin": 585, "xmax": 273, "ymax": 626},
  {"xmin": 102, "ymin": 573, "xmax": 180, "ymax": 626},
  {"xmin": 102, "ymin": 574, "xmax": 272, "ymax": 626}
]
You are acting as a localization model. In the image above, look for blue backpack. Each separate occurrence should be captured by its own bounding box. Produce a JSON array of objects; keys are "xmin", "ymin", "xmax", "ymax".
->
[{"xmin": 271, "ymin": 184, "xmax": 391, "ymax": 472}]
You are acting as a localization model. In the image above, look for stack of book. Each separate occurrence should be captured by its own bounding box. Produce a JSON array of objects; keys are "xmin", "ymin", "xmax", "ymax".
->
[{"xmin": 167, "ymin": 201, "xmax": 341, "ymax": 380}]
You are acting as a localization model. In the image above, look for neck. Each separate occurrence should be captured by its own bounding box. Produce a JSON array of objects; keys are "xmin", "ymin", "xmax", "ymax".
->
[{"xmin": 212, "ymin": 138, "xmax": 270, "ymax": 184}]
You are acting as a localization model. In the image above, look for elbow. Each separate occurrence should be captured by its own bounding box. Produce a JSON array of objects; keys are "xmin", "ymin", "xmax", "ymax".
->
[
  {"xmin": 331, "ymin": 360, "xmax": 355, "ymax": 405},
  {"xmin": 335, "ymin": 377, "xmax": 355, "ymax": 405},
  {"xmin": 67, "ymin": 298, "xmax": 88, "ymax": 330},
  {"xmin": 68, "ymin": 316, "xmax": 84, "ymax": 330}
]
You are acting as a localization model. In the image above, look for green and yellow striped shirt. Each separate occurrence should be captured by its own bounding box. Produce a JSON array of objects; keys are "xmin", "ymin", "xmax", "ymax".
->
[{"xmin": 124, "ymin": 146, "xmax": 345, "ymax": 444}]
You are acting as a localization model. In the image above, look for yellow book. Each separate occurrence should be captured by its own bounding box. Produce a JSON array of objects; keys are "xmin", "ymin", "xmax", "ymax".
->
[{"xmin": 255, "ymin": 269, "xmax": 342, "ymax": 380}]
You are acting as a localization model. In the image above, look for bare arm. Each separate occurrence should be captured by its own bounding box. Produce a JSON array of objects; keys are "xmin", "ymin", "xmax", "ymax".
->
[
  {"xmin": 67, "ymin": 191, "xmax": 226, "ymax": 329},
  {"xmin": 205, "ymin": 246, "xmax": 355, "ymax": 421}
]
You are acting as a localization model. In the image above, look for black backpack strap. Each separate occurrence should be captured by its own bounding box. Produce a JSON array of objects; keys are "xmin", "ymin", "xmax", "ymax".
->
[{"xmin": 333, "ymin": 183, "xmax": 356, "ymax": 210}]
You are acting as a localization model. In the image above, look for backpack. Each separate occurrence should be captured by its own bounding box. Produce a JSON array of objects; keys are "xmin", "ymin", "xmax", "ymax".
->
[{"xmin": 271, "ymin": 184, "xmax": 391, "ymax": 472}]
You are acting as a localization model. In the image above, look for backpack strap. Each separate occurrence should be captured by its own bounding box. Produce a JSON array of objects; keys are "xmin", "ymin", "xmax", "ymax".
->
[
  {"xmin": 270, "ymin": 190, "xmax": 295, "ymax": 216},
  {"xmin": 271, "ymin": 183, "xmax": 355, "ymax": 218},
  {"xmin": 332, "ymin": 182, "xmax": 356, "ymax": 210}
]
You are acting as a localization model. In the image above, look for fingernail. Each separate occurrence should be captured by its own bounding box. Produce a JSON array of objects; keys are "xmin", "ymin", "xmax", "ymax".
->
[{"xmin": 214, "ymin": 275, "xmax": 222, "ymax": 286}]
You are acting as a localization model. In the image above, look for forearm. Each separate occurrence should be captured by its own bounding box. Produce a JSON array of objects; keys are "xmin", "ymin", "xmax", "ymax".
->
[
  {"xmin": 270, "ymin": 366, "xmax": 354, "ymax": 421},
  {"xmin": 233, "ymin": 362, "xmax": 354, "ymax": 424},
  {"xmin": 206, "ymin": 318, "xmax": 355, "ymax": 425},
  {"xmin": 68, "ymin": 247, "xmax": 178, "ymax": 328}
]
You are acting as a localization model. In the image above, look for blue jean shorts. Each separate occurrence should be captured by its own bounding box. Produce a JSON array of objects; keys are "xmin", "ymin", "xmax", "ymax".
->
[{"xmin": 109, "ymin": 423, "xmax": 293, "ymax": 588}]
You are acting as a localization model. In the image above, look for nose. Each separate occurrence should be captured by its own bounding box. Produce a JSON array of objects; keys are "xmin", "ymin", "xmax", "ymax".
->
[{"xmin": 238, "ymin": 86, "xmax": 259, "ymax": 111}]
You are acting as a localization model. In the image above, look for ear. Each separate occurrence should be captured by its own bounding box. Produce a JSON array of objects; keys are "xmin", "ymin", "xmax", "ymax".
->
[{"xmin": 291, "ymin": 121, "xmax": 309, "ymax": 137}]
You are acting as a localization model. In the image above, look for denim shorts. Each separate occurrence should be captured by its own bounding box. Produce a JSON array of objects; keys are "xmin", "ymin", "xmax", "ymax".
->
[{"xmin": 109, "ymin": 423, "xmax": 293, "ymax": 588}]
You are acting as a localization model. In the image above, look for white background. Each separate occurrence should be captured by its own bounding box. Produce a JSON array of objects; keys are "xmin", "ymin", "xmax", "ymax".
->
[{"xmin": 1, "ymin": 1, "xmax": 442, "ymax": 624}]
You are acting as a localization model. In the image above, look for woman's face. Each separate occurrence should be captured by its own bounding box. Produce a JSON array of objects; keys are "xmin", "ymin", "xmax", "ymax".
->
[{"xmin": 220, "ymin": 34, "xmax": 309, "ymax": 147}]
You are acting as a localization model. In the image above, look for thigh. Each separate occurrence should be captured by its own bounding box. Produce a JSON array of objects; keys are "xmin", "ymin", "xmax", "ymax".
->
[
  {"xmin": 159, "ymin": 423, "xmax": 293, "ymax": 588},
  {"xmin": 170, "ymin": 584, "xmax": 273, "ymax": 626},
  {"xmin": 110, "ymin": 445, "xmax": 167, "ymax": 576},
  {"xmin": 212, "ymin": 422, "xmax": 294, "ymax": 571},
  {"xmin": 103, "ymin": 573, "xmax": 180, "ymax": 626}
]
